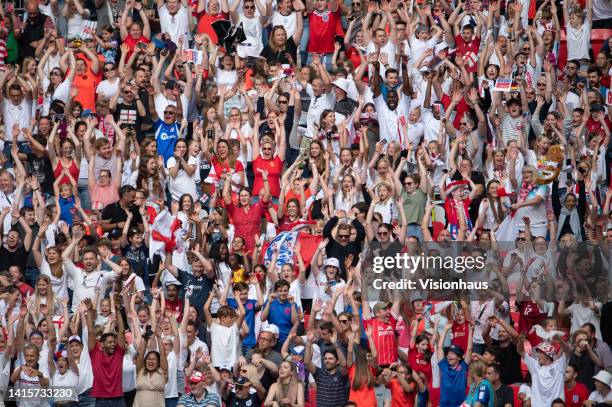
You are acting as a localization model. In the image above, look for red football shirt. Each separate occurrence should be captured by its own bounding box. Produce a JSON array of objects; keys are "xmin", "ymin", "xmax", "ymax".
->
[
  {"xmin": 407, "ymin": 345, "xmax": 432, "ymax": 385},
  {"xmin": 364, "ymin": 316, "xmax": 398, "ymax": 366},
  {"xmin": 252, "ymin": 155, "xmax": 283, "ymax": 197},
  {"xmin": 89, "ymin": 341, "xmax": 125, "ymax": 398},
  {"xmin": 564, "ymin": 382, "xmax": 589, "ymax": 407},
  {"xmin": 307, "ymin": 9, "xmax": 341, "ymax": 54},
  {"xmin": 226, "ymin": 200, "xmax": 270, "ymax": 252},
  {"xmin": 451, "ymin": 320, "xmax": 469, "ymax": 352},
  {"xmin": 388, "ymin": 378, "xmax": 416, "ymax": 407}
]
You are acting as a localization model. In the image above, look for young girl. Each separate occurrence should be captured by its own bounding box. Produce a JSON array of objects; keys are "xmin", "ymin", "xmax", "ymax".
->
[
  {"xmin": 47, "ymin": 338, "xmax": 79, "ymax": 404},
  {"xmin": 311, "ymin": 239, "xmax": 346, "ymax": 317},
  {"xmin": 94, "ymin": 25, "xmax": 119, "ymax": 64},
  {"xmin": 53, "ymin": 169, "xmax": 78, "ymax": 227},
  {"xmin": 167, "ymin": 139, "xmax": 198, "ymax": 203},
  {"xmin": 368, "ymin": 181, "xmax": 396, "ymax": 224}
]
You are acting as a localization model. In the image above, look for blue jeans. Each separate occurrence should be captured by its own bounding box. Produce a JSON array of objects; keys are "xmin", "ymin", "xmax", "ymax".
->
[
  {"xmin": 95, "ymin": 397, "xmax": 125, "ymax": 407},
  {"xmin": 306, "ymin": 53, "xmax": 334, "ymax": 71},
  {"xmin": 165, "ymin": 398, "xmax": 178, "ymax": 407},
  {"xmin": 78, "ymin": 178, "xmax": 91, "ymax": 210},
  {"xmin": 78, "ymin": 389, "xmax": 96, "ymax": 407}
]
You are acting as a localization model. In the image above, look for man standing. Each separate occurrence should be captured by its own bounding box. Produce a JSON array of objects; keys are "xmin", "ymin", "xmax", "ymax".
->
[
  {"xmin": 86, "ymin": 295, "xmax": 127, "ymax": 406},
  {"xmin": 62, "ymin": 237, "xmax": 122, "ymax": 313},
  {"xmin": 305, "ymin": 330, "xmax": 348, "ymax": 407},
  {"xmin": 564, "ymin": 363, "xmax": 590, "ymax": 407},
  {"xmin": 485, "ymin": 364, "xmax": 514, "ymax": 407},
  {"xmin": 362, "ymin": 298, "xmax": 401, "ymax": 367}
]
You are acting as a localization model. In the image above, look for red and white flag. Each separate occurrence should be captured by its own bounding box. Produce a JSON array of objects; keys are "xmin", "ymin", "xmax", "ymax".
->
[{"xmin": 149, "ymin": 208, "xmax": 183, "ymax": 259}]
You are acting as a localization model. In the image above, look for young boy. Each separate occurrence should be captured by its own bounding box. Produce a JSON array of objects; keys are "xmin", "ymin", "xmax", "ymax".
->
[
  {"xmin": 204, "ymin": 291, "xmax": 245, "ymax": 369},
  {"xmin": 563, "ymin": 0, "xmax": 593, "ymax": 63},
  {"xmin": 220, "ymin": 277, "xmax": 263, "ymax": 353},
  {"xmin": 260, "ymin": 280, "xmax": 298, "ymax": 350}
]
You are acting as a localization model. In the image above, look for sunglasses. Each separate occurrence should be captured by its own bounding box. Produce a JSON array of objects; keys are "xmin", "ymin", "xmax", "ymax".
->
[
  {"xmin": 339, "ymin": 319, "xmax": 349, "ymax": 324},
  {"xmin": 164, "ymin": 111, "xmax": 175, "ymax": 115},
  {"xmin": 352, "ymin": 2, "xmax": 361, "ymax": 5},
  {"xmin": 460, "ymin": 122, "xmax": 469, "ymax": 125},
  {"xmin": 405, "ymin": 181, "xmax": 414, "ymax": 186},
  {"xmin": 278, "ymin": 100, "xmax": 288, "ymax": 104},
  {"xmin": 261, "ymin": 147, "xmax": 273, "ymax": 151},
  {"xmin": 244, "ymin": 4, "xmax": 255, "ymax": 9},
  {"xmin": 338, "ymin": 234, "xmax": 350, "ymax": 239},
  {"xmin": 104, "ymin": 67, "xmax": 115, "ymax": 72},
  {"xmin": 378, "ymin": 231, "xmax": 389, "ymax": 236}
]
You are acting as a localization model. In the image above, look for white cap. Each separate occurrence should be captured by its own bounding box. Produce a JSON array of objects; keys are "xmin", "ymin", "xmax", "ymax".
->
[
  {"xmin": 434, "ymin": 41, "xmax": 450, "ymax": 54},
  {"xmin": 332, "ymin": 78, "xmax": 350, "ymax": 94},
  {"xmin": 322, "ymin": 257, "xmax": 340, "ymax": 270},
  {"xmin": 261, "ymin": 323, "xmax": 279, "ymax": 336}
]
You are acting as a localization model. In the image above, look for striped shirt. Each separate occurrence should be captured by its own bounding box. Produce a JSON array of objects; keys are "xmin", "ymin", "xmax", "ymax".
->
[
  {"xmin": 364, "ymin": 316, "xmax": 398, "ymax": 366},
  {"xmin": 177, "ymin": 391, "xmax": 221, "ymax": 407},
  {"xmin": 313, "ymin": 367, "xmax": 349, "ymax": 407},
  {"xmin": 501, "ymin": 112, "xmax": 531, "ymax": 144}
]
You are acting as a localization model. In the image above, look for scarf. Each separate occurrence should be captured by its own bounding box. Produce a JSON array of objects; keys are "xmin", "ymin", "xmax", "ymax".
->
[
  {"xmin": 557, "ymin": 205, "xmax": 583, "ymax": 241},
  {"xmin": 444, "ymin": 197, "xmax": 473, "ymax": 240}
]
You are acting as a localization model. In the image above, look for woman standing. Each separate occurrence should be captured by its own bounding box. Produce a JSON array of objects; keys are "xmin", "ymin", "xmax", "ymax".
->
[
  {"xmin": 133, "ymin": 332, "xmax": 168, "ymax": 407},
  {"xmin": 166, "ymin": 139, "xmax": 197, "ymax": 203},
  {"xmin": 48, "ymin": 121, "xmax": 82, "ymax": 187},
  {"xmin": 222, "ymin": 169, "xmax": 270, "ymax": 254},
  {"xmin": 260, "ymin": 22, "xmax": 303, "ymax": 65},
  {"xmin": 252, "ymin": 116, "xmax": 286, "ymax": 201}
]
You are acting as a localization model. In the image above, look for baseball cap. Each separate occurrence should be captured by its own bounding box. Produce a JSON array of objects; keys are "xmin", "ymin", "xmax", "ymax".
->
[
  {"xmin": 373, "ymin": 302, "xmax": 390, "ymax": 313},
  {"xmin": 290, "ymin": 345, "xmax": 305, "ymax": 356},
  {"xmin": 234, "ymin": 377, "xmax": 250, "ymax": 387},
  {"xmin": 165, "ymin": 80, "xmax": 179, "ymax": 90},
  {"xmin": 189, "ymin": 371, "xmax": 205, "ymax": 383},
  {"xmin": 260, "ymin": 323, "xmax": 279, "ymax": 336},
  {"xmin": 447, "ymin": 344, "xmax": 464, "ymax": 358},
  {"xmin": 108, "ymin": 228, "xmax": 122, "ymax": 239},
  {"xmin": 68, "ymin": 335, "xmax": 82, "ymax": 343},
  {"xmin": 535, "ymin": 341, "xmax": 556, "ymax": 359}
]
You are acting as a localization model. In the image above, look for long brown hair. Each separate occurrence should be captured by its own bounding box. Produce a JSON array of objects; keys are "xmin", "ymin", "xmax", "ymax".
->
[
  {"xmin": 351, "ymin": 347, "xmax": 375, "ymax": 391},
  {"xmin": 137, "ymin": 155, "xmax": 164, "ymax": 198}
]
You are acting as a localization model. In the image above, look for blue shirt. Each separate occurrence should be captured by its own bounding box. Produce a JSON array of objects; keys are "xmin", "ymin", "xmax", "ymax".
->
[
  {"xmin": 465, "ymin": 379, "xmax": 494, "ymax": 407},
  {"xmin": 58, "ymin": 195, "xmax": 76, "ymax": 226},
  {"xmin": 264, "ymin": 298, "xmax": 296, "ymax": 343},
  {"xmin": 154, "ymin": 119, "xmax": 180, "ymax": 164},
  {"xmin": 438, "ymin": 359, "xmax": 468, "ymax": 407},
  {"xmin": 227, "ymin": 298, "xmax": 258, "ymax": 349}
]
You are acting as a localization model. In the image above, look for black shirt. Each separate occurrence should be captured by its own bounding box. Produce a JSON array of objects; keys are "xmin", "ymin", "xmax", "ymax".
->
[
  {"xmin": 101, "ymin": 202, "xmax": 143, "ymax": 228},
  {"xmin": 0, "ymin": 246, "xmax": 29, "ymax": 272},
  {"xmin": 570, "ymin": 351, "xmax": 596, "ymax": 392},
  {"xmin": 492, "ymin": 340, "xmax": 524, "ymax": 385},
  {"xmin": 114, "ymin": 102, "xmax": 143, "ymax": 141},
  {"xmin": 26, "ymin": 153, "xmax": 53, "ymax": 195},
  {"xmin": 259, "ymin": 37, "xmax": 298, "ymax": 65},
  {"xmin": 323, "ymin": 216, "xmax": 366, "ymax": 280},
  {"xmin": 224, "ymin": 391, "xmax": 261, "ymax": 407},
  {"xmin": 494, "ymin": 383, "xmax": 514, "ymax": 407}
]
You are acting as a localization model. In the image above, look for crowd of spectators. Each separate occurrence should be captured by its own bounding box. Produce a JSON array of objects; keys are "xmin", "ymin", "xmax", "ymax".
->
[{"xmin": 0, "ymin": 0, "xmax": 611, "ymax": 406}]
